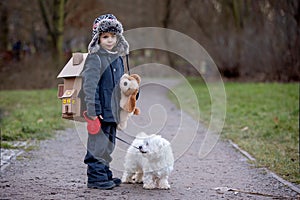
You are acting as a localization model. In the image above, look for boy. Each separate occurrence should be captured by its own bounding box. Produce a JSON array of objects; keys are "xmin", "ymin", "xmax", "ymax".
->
[{"xmin": 82, "ymin": 14, "xmax": 129, "ymax": 190}]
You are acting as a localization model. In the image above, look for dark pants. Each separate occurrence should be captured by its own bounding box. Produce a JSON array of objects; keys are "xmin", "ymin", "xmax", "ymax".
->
[{"xmin": 84, "ymin": 122, "xmax": 117, "ymax": 183}]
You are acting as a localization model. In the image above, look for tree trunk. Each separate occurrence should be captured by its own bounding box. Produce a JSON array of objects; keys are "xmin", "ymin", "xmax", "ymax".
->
[
  {"xmin": 53, "ymin": 0, "xmax": 65, "ymax": 65},
  {"xmin": 162, "ymin": 0, "xmax": 175, "ymax": 69},
  {"xmin": 38, "ymin": 0, "xmax": 65, "ymax": 67},
  {"xmin": 0, "ymin": 1, "xmax": 8, "ymax": 51}
]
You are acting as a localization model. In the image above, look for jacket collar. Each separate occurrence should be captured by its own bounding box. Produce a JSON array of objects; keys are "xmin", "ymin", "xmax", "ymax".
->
[{"xmin": 96, "ymin": 47, "xmax": 119, "ymax": 62}]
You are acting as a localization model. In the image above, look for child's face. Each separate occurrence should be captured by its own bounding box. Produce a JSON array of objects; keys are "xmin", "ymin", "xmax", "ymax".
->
[{"xmin": 99, "ymin": 32, "xmax": 117, "ymax": 51}]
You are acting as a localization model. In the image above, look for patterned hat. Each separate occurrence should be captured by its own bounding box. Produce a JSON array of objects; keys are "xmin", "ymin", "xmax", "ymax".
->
[{"xmin": 88, "ymin": 14, "xmax": 129, "ymax": 55}]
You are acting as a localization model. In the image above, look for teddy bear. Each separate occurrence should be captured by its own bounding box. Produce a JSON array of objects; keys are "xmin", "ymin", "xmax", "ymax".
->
[{"xmin": 117, "ymin": 73, "xmax": 141, "ymax": 130}]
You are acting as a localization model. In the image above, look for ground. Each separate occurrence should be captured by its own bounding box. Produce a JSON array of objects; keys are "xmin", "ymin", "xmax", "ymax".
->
[{"xmin": 0, "ymin": 79, "xmax": 299, "ymax": 200}]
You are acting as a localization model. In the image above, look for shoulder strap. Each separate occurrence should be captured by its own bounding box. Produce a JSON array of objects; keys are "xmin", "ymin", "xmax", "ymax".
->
[{"xmin": 126, "ymin": 54, "xmax": 130, "ymax": 75}]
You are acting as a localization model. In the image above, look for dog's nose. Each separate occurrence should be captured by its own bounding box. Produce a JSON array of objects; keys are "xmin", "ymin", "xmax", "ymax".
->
[
  {"xmin": 138, "ymin": 146, "xmax": 146, "ymax": 154},
  {"xmin": 124, "ymin": 81, "xmax": 128, "ymax": 86}
]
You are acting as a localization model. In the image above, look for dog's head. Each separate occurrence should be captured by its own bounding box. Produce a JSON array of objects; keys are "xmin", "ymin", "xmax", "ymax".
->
[
  {"xmin": 120, "ymin": 73, "xmax": 141, "ymax": 113},
  {"xmin": 120, "ymin": 73, "xmax": 141, "ymax": 96},
  {"xmin": 137, "ymin": 133, "xmax": 170, "ymax": 158}
]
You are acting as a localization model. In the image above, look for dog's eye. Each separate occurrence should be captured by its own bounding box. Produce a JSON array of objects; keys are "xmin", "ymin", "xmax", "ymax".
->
[
  {"xmin": 124, "ymin": 82, "xmax": 128, "ymax": 86},
  {"xmin": 146, "ymin": 142, "xmax": 149, "ymax": 146}
]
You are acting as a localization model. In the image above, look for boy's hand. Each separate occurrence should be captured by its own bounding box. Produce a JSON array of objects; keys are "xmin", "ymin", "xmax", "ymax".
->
[
  {"xmin": 90, "ymin": 116, "xmax": 97, "ymax": 120},
  {"xmin": 82, "ymin": 111, "xmax": 101, "ymax": 134},
  {"xmin": 90, "ymin": 115, "xmax": 103, "ymax": 120}
]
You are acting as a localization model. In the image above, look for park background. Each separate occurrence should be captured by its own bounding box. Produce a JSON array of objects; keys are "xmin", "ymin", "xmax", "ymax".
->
[
  {"xmin": 0, "ymin": 0, "xmax": 299, "ymax": 88},
  {"xmin": 0, "ymin": 0, "xmax": 299, "ymax": 186}
]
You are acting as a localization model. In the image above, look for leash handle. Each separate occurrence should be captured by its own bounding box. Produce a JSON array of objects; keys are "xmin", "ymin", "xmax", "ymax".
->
[{"xmin": 83, "ymin": 111, "xmax": 101, "ymax": 135}]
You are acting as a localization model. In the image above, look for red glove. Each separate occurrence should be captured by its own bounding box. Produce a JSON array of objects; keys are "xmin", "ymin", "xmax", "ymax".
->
[{"xmin": 83, "ymin": 111, "xmax": 101, "ymax": 134}]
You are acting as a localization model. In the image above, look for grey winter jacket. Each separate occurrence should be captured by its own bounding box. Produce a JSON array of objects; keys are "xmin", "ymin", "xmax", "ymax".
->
[{"xmin": 81, "ymin": 48, "xmax": 124, "ymax": 123}]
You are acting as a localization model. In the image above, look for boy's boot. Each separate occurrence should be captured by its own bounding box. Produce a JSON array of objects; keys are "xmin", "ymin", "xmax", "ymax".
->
[
  {"xmin": 105, "ymin": 165, "xmax": 121, "ymax": 186},
  {"xmin": 86, "ymin": 164, "xmax": 116, "ymax": 190}
]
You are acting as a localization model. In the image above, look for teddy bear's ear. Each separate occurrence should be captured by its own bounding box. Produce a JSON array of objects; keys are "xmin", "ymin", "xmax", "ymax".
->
[
  {"xmin": 121, "ymin": 73, "xmax": 130, "ymax": 81},
  {"xmin": 130, "ymin": 74, "xmax": 141, "ymax": 84},
  {"xmin": 123, "ymin": 94, "xmax": 136, "ymax": 113}
]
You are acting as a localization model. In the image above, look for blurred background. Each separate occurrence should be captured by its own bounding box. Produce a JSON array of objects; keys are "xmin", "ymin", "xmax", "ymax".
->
[{"xmin": 0, "ymin": 0, "xmax": 299, "ymax": 89}]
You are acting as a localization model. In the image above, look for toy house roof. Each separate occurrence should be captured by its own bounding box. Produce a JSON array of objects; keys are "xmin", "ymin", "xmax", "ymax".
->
[{"xmin": 57, "ymin": 53, "xmax": 88, "ymax": 78}]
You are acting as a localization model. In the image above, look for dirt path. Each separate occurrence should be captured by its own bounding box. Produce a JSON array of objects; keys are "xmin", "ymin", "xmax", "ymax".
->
[{"xmin": 1, "ymin": 79, "xmax": 299, "ymax": 200}]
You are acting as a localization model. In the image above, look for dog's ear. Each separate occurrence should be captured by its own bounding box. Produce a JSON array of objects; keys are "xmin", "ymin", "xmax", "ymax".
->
[
  {"xmin": 130, "ymin": 74, "xmax": 141, "ymax": 84},
  {"xmin": 132, "ymin": 90, "xmax": 140, "ymax": 115},
  {"xmin": 122, "ymin": 73, "xmax": 130, "ymax": 79},
  {"xmin": 133, "ymin": 107, "xmax": 140, "ymax": 115},
  {"xmin": 123, "ymin": 92, "xmax": 136, "ymax": 113},
  {"xmin": 158, "ymin": 136, "xmax": 170, "ymax": 149},
  {"xmin": 137, "ymin": 132, "xmax": 148, "ymax": 139},
  {"xmin": 123, "ymin": 89, "xmax": 140, "ymax": 114}
]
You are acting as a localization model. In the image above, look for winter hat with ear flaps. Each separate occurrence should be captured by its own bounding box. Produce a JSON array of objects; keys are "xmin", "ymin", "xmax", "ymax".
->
[{"xmin": 88, "ymin": 14, "xmax": 129, "ymax": 56}]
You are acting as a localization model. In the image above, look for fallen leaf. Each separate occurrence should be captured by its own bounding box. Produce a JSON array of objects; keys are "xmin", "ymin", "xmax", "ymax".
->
[
  {"xmin": 273, "ymin": 116, "xmax": 279, "ymax": 124},
  {"xmin": 241, "ymin": 126, "xmax": 249, "ymax": 131}
]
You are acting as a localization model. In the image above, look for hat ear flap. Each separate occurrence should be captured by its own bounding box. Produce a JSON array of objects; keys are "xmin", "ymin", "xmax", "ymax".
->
[
  {"xmin": 88, "ymin": 32, "xmax": 100, "ymax": 53},
  {"xmin": 115, "ymin": 35, "xmax": 129, "ymax": 56}
]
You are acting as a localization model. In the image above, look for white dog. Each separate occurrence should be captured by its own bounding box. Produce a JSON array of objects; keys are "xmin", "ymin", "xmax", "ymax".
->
[{"xmin": 122, "ymin": 132, "xmax": 174, "ymax": 189}]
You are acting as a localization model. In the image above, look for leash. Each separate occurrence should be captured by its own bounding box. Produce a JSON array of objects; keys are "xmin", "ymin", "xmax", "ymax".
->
[
  {"xmin": 119, "ymin": 55, "xmax": 143, "ymax": 151},
  {"xmin": 126, "ymin": 54, "xmax": 130, "ymax": 75},
  {"xmin": 115, "ymin": 135, "xmax": 140, "ymax": 150},
  {"xmin": 115, "ymin": 135, "xmax": 146, "ymax": 153},
  {"xmin": 125, "ymin": 54, "xmax": 140, "ymax": 100}
]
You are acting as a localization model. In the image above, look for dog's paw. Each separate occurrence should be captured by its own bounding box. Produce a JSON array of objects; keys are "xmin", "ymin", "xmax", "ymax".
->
[
  {"xmin": 143, "ymin": 183, "xmax": 156, "ymax": 190},
  {"xmin": 122, "ymin": 175, "xmax": 134, "ymax": 184},
  {"xmin": 133, "ymin": 179, "xmax": 143, "ymax": 184},
  {"xmin": 121, "ymin": 178, "xmax": 134, "ymax": 184},
  {"xmin": 158, "ymin": 183, "xmax": 170, "ymax": 190},
  {"xmin": 122, "ymin": 180, "xmax": 135, "ymax": 184},
  {"xmin": 158, "ymin": 179, "xmax": 170, "ymax": 190},
  {"xmin": 135, "ymin": 180, "xmax": 143, "ymax": 184},
  {"xmin": 132, "ymin": 174, "xmax": 143, "ymax": 184}
]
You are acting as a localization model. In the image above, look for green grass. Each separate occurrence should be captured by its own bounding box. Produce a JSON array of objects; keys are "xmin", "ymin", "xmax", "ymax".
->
[
  {"xmin": 170, "ymin": 78, "xmax": 299, "ymax": 184},
  {"xmin": 0, "ymin": 89, "xmax": 66, "ymax": 145}
]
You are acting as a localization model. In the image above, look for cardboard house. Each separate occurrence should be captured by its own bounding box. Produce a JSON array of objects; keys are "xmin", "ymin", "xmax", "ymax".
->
[{"xmin": 57, "ymin": 52, "xmax": 88, "ymax": 121}]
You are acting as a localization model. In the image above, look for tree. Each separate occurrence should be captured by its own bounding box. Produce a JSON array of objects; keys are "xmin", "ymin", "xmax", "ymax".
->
[
  {"xmin": 183, "ymin": 0, "xmax": 299, "ymax": 81},
  {"xmin": 0, "ymin": 1, "xmax": 8, "ymax": 51},
  {"xmin": 38, "ymin": 0, "xmax": 65, "ymax": 65}
]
